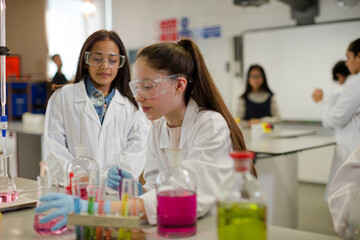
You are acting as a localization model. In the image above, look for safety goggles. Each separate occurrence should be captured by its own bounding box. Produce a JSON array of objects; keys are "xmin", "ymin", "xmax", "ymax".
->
[
  {"xmin": 129, "ymin": 74, "xmax": 181, "ymax": 99},
  {"xmin": 85, "ymin": 51, "xmax": 126, "ymax": 69}
]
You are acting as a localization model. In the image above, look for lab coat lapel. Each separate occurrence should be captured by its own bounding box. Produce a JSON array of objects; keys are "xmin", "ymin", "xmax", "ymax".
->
[
  {"xmin": 159, "ymin": 120, "xmax": 171, "ymax": 150},
  {"xmin": 102, "ymin": 90, "xmax": 125, "ymax": 128},
  {"xmin": 179, "ymin": 98, "xmax": 198, "ymax": 149},
  {"xmin": 74, "ymin": 81, "xmax": 101, "ymax": 128}
]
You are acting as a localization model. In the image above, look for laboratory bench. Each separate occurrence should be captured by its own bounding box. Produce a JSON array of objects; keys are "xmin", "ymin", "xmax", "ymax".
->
[
  {"xmin": 7, "ymin": 121, "xmax": 336, "ymax": 229},
  {"xmin": 0, "ymin": 178, "xmax": 341, "ymax": 240}
]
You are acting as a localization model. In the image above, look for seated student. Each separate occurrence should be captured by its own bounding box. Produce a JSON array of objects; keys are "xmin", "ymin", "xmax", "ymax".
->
[
  {"xmin": 35, "ymin": 39, "xmax": 257, "ymax": 230},
  {"xmin": 311, "ymin": 60, "xmax": 350, "ymax": 201},
  {"xmin": 236, "ymin": 64, "xmax": 281, "ymax": 128},
  {"xmin": 44, "ymin": 30, "xmax": 150, "ymax": 186},
  {"xmin": 327, "ymin": 38, "xmax": 360, "ymax": 239},
  {"xmin": 51, "ymin": 54, "xmax": 68, "ymax": 85}
]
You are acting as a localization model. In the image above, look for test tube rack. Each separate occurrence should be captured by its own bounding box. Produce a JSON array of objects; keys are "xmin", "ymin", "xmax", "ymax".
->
[{"xmin": 68, "ymin": 213, "xmax": 141, "ymax": 229}]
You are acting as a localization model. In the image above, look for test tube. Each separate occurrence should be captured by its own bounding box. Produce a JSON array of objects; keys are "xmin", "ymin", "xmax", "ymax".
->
[
  {"xmin": 115, "ymin": 154, "xmax": 123, "ymax": 200},
  {"xmin": 97, "ymin": 176, "xmax": 107, "ymax": 215},
  {"xmin": 87, "ymin": 186, "xmax": 97, "ymax": 215},
  {"xmin": 72, "ymin": 178, "xmax": 83, "ymax": 240},
  {"xmin": 121, "ymin": 178, "xmax": 135, "ymax": 217}
]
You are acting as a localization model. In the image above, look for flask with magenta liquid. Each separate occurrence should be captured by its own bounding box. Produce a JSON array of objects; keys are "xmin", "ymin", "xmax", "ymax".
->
[
  {"xmin": 156, "ymin": 149, "xmax": 197, "ymax": 238},
  {"xmin": 0, "ymin": 154, "xmax": 18, "ymax": 202},
  {"xmin": 64, "ymin": 145, "xmax": 99, "ymax": 199},
  {"xmin": 33, "ymin": 176, "xmax": 67, "ymax": 235},
  {"xmin": 217, "ymin": 151, "xmax": 267, "ymax": 240}
]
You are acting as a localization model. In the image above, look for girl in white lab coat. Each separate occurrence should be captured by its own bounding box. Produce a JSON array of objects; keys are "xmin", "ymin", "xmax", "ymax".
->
[
  {"xmin": 311, "ymin": 60, "xmax": 350, "ymax": 201},
  {"xmin": 36, "ymin": 39, "xmax": 256, "ymax": 230},
  {"xmin": 44, "ymin": 30, "xmax": 150, "ymax": 185},
  {"xmin": 327, "ymin": 38, "xmax": 360, "ymax": 239}
]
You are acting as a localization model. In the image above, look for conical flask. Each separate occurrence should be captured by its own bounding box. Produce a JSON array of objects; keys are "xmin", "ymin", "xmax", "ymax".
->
[
  {"xmin": 155, "ymin": 149, "xmax": 197, "ymax": 237},
  {"xmin": 64, "ymin": 145, "xmax": 99, "ymax": 199},
  {"xmin": 0, "ymin": 154, "xmax": 18, "ymax": 202}
]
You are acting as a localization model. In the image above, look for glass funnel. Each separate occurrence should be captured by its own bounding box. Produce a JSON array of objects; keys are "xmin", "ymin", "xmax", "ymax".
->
[
  {"xmin": 155, "ymin": 149, "xmax": 197, "ymax": 238},
  {"xmin": 0, "ymin": 154, "xmax": 18, "ymax": 202},
  {"xmin": 64, "ymin": 145, "xmax": 99, "ymax": 198}
]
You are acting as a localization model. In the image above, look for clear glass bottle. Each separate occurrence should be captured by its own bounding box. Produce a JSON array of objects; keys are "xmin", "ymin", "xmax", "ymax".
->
[
  {"xmin": 217, "ymin": 151, "xmax": 267, "ymax": 240},
  {"xmin": 0, "ymin": 154, "xmax": 18, "ymax": 202},
  {"xmin": 64, "ymin": 145, "xmax": 99, "ymax": 199},
  {"xmin": 155, "ymin": 149, "xmax": 197, "ymax": 238}
]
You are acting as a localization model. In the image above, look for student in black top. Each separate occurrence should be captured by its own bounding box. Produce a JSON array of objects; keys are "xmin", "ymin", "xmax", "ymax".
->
[
  {"xmin": 51, "ymin": 54, "xmax": 68, "ymax": 85},
  {"xmin": 236, "ymin": 64, "xmax": 281, "ymax": 128}
]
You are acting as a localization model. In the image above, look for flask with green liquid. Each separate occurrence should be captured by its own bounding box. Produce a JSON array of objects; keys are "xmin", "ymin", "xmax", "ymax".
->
[{"xmin": 217, "ymin": 151, "xmax": 266, "ymax": 240}]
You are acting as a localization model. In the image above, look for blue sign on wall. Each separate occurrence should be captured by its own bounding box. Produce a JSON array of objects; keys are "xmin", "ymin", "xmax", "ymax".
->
[
  {"xmin": 202, "ymin": 26, "xmax": 221, "ymax": 39},
  {"xmin": 179, "ymin": 17, "xmax": 192, "ymax": 38}
]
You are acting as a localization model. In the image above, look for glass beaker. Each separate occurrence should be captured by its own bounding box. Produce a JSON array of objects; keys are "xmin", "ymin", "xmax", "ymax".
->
[
  {"xmin": 64, "ymin": 145, "xmax": 99, "ymax": 197},
  {"xmin": 33, "ymin": 176, "xmax": 67, "ymax": 235},
  {"xmin": 0, "ymin": 154, "xmax": 18, "ymax": 202},
  {"xmin": 156, "ymin": 149, "xmax": 197, "ymax": 238},
  {"xmin": 217, "ymin": 151, "xmax": 267, "ymax": 240}
]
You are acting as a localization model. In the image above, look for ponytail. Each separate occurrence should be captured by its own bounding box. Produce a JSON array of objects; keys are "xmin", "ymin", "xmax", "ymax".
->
[{"xmin": 138, "ymin": 39, "xmax": 257, "ymax": 176}]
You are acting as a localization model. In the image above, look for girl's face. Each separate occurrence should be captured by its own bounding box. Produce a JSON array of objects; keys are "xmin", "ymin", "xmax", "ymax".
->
[
  {"xmin": 87, "ymin": 40, "xmax": 120, "ymax": 94},
  {"xmin": 132, "ymin": 57, "xmax": 185, "ymax": 122},
  {"xmin": 346, "ymin": 51, "xmax": 360, "ymax": 74},
  {"xmin": 248, "ymin": 68, "xmax": 264, "ymax": 91}
]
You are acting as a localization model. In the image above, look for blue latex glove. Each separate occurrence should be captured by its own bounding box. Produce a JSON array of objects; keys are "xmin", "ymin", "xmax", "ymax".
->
[
  {"xmin": 107, "ymin": 165, "xmax": 143, "ymax": 195},
  {"xmin": 35, "ymin": 192, "xmax": 111, "ymax": 231}
]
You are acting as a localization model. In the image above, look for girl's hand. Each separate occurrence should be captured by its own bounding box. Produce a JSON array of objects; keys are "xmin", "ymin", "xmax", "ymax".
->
[
  {"xmin": 312, "ymin": 89, "xmax": 323, "ymax": 103},
  {"xmin": 248, "ymin": 118, "xmax": 261, "ymax": 127}
]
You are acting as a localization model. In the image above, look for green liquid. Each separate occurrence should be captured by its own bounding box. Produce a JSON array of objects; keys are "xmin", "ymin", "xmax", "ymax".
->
[
  {"xmin": 217, "ymin": 201, "xmax": 267, "ymax": 240},
  {"xmin": 88, "ymin": 196, "xmax": 95, "ymax": 215}
]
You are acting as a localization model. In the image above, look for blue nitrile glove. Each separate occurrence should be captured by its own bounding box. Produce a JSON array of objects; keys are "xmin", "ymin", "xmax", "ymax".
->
[
  {"xmin": 107, "ymin": 166, "xmax": 143, "ymax": 195},
  {"xmin": 34, "ymin": 192, "xmax": 111, "ymax": 231}
]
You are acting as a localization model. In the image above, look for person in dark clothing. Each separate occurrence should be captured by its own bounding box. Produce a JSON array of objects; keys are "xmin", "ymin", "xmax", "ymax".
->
[
  {"xmin": 236, "ymin": 64, "xmax": 281, "ymax": 128},
  {"xmin": 51, "ymin": 54, "xmax": 68, "ymax": 85}
]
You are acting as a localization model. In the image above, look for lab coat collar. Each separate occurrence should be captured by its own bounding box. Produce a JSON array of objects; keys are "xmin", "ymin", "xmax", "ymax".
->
[
  {"xmin": 73, "ymin": 79, "xmax": 127, "ymax": 128},
  {"xmin": 159, "ymin": 98, "xmax": 199, "ymax": 150},
  {"xmin": 74, "ymin": 78, "xmax": 126, "ymax": 105},
  {"xmin": 101, "ymin": 90, "xmax": 127, "ymax": 127}
]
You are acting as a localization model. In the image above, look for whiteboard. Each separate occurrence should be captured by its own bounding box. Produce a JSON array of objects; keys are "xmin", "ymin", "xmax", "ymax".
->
[{"xmin": 243, "ymin": 20, "xmax": 360, "ymax": 121}]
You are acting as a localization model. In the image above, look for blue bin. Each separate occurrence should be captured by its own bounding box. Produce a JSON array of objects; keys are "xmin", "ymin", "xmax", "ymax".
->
[
  {"xmin": 31, "ymin": 83, "xmax": 47, "ymax": 106},
  {"xmin": 11, "ymin": 93, "xmax": 28, "ymax": 117}
]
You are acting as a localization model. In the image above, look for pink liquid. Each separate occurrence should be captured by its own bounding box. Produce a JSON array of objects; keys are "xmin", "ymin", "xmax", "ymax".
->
[
  {"xmin": 33, "ymin": 213, "xmax": 67, "ymax": 235},
  {"xmin": 157, "ymin": 190, "xmax": 197, "ymax": 237},
  {"xmin": 0, "ymin": 191, "xmax": 19, "ymax": 203},
  {"xmin": 98, "ymin": 200, "xmax": 105, "ymax": 215},
  {"xmin": 80, "ymin": 187, "xmax": 88, "ymax": 200},
  {"xmin": 66, "ymin": 186, "xmax": 87, "ymax": 199}
]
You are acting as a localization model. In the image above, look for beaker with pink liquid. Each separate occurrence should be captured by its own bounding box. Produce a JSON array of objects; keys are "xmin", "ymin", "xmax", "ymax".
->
[{"xmin": 33, "ymin": 176, "xmax": 67, "ymax": 235}]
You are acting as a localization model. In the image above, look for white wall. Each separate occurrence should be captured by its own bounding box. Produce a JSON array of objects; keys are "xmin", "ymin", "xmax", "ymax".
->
[
  {"xmin": 111, "ymin": 0, "xmax": 360, "ymax": 114},
  {"xmin": 111, "ymin": 0, "xmax": 359, "ymax": 184}
]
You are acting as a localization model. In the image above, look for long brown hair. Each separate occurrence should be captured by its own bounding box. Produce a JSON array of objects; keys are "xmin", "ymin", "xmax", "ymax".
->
[
  {"xmin": 74, "ymin": 30, "xmax": 137, "ymax": 108},
  {"xmin": 137, "ymin": 39, "xmax": 257, "ymax": 176}
]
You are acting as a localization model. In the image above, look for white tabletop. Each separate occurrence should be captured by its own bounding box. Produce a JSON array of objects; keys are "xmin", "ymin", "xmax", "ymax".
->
[
  {"xmin": 8, "ymin": 122, "xmax": 44, "ymax": 135},
  {"xmin": 247, "ymin": 135, "xmax": 335, "ymax": 155},
  {"xmin": 0, "ymin": 178, "xmax": 341, "ymax": 240},
  {"xmin": 0, "ymin": 209, "xmax": 342, "ymax": 240}
]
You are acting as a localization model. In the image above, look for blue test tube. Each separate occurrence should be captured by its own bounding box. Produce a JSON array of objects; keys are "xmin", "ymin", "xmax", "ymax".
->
[{"xmin": 72, "ymin": 179, "xmax": 83, "ymax": 240}]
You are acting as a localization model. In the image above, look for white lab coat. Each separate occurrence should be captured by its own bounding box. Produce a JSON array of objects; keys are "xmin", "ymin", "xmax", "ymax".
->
[
  {"xmin": 44, "ymin": 80, "xmax": 150, "ymax": 184},
  {"xmin": 139, "ymin": 98, "xmax": 234, "ymax": 225},
  {"xmin": 317, "ymin": 72, "xmax": 360, "ymax": 200},
  {"xmin": 328, "ymin": 141, "xmax": 360, "ymax": 239}
]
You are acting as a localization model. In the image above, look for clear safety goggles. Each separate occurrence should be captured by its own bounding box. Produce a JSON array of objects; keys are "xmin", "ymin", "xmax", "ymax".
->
[
  {"xmin": 129, "ymin": 74, "xmax": 181, "ymax": 99},
  {"xmin": 85, "ymin": 51, "xmax": 126, "ymax": 69}
]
